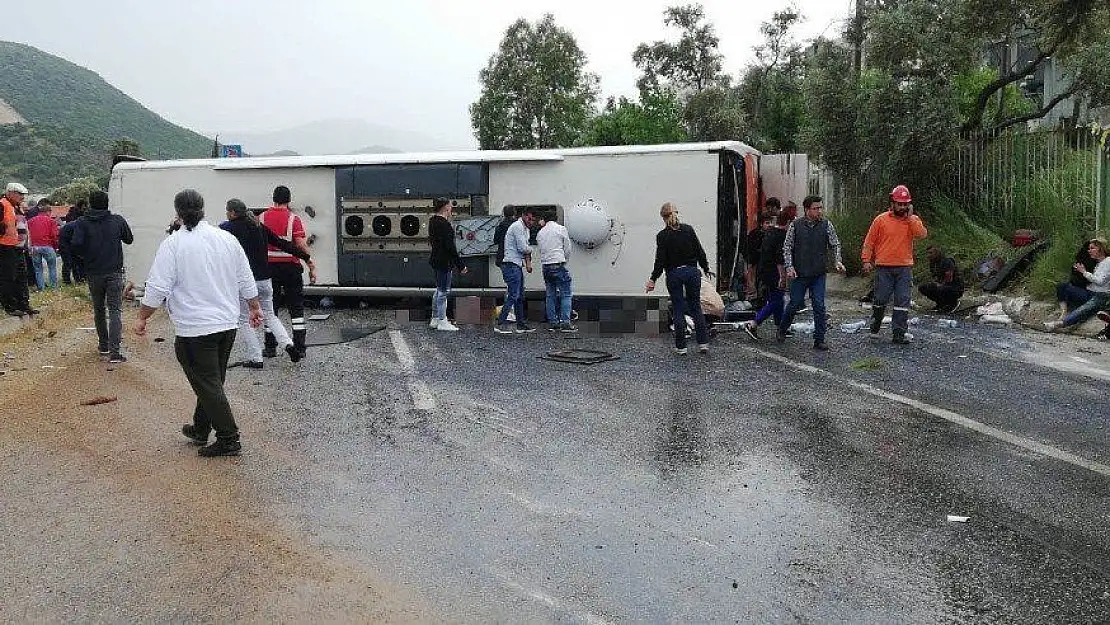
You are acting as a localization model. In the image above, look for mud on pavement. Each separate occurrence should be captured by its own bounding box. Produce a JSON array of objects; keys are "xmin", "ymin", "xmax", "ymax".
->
[{"xmin": 0, "ymin": 311, "xmax": 426, "ymax": 624}]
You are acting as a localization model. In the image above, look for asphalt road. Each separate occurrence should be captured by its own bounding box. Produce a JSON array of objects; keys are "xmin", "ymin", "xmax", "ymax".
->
[{"xmin": 4, "ymin": 303, "xmax": 1110, "ymax": 623}]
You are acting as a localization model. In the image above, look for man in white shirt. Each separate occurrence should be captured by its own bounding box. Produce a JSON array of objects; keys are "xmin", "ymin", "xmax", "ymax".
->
[
  {"xmin": 135, "ymin": 189, "xmax": 263, "ymax": 457},
  {"xmin": 536, "ymin": 211, "xmax": 576, "ymax": 332}
]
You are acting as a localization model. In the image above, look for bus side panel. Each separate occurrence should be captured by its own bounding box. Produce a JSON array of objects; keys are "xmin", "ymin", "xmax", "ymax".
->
[
  {"xmin": 111, "ymin": 167, "xmax": 338, "ymax": 285},
  {"xmin": 489, "ymin": 151, "xmax": 719, "ymax": 297}
]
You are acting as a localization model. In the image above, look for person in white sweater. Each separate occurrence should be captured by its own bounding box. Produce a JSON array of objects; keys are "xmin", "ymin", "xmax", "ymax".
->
[
  {"xmin": 135, "ymin": 189, "xmax": 262, "ymax": 457},
  {"xmin": 1047, "ymin": 238, "xmax": 1110, "ymax": 332}
]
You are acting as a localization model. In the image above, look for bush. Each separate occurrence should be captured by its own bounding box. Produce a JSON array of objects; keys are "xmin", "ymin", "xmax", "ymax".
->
[
  {"xmin": 913, "ymin": 194, "xmax": 1009, "ymax": 284},
  {"xmin": 828, "ymin": 206, "xmax": 877, "ymax": 276}
]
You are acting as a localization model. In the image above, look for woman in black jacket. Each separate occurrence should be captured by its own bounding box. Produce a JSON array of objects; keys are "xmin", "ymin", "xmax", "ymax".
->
[
  {"xmin": 645, "ymin": 202, "xmax": 712, "ymax": 355},
  {"xmin": 428, "ymin": 197, "xmax": 468, "ymax": 331}
]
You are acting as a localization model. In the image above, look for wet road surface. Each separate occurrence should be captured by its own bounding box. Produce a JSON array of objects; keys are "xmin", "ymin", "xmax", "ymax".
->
[
  {"xmin": 237, "ymin": 310, "xmax": 1110, "ymax": 623},
  {"xmin": 4, "ymin": 305, "xmax": 1110, "ymax": 623}
]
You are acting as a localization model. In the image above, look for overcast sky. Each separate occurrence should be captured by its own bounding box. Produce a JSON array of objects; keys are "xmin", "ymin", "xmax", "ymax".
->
[{"xmin": 8, "ymin": 0, "xmax": 853, "ymax": 148}]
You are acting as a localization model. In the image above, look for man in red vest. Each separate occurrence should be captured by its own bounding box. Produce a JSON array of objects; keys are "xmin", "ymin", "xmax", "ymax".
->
[{"xmin": 259, "ymin": 185, "xmax": 315, "ymax": 359}]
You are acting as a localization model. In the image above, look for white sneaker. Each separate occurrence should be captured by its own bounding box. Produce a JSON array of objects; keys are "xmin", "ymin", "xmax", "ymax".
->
[
  {"xmin": 697, "ymin": 343, "xmax": 710, "ymax": 354},
  {"xmin": 674, "ymin": 347, "xmax": 688, "ymax": 355},
  {"xmin": 429, "ymin": 318, "xmax": 440, "ymax": 329},
  {"xmin": 436, "ymin": 320, "xmax": 459, "ymax": 332}
]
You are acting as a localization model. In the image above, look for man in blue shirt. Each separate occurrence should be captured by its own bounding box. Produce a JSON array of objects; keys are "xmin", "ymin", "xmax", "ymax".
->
[{"xmin": 495, "ymin": 207, "xmax": 537, "ymax": 334}]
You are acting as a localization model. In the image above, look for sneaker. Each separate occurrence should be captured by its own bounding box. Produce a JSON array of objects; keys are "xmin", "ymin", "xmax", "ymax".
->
[
  {"xmin": 108, "ymin": 353, "xmax": 127, "ymax": 363},
  {"xmin": 892, "ymin": 332, "xmax": 914, "ymax": 345},
  {"xmin": 813, "ymin": 341, "xmax": 830, "ymax": 351},
  {"xmin": 1097, "ymin": 311, "xmax": 1110, "ymax": 325},
  {"xmin": 285, "ymin": 344, "xmax": 302, "ymax": 363},
  {"xmin": 559, "ymin": 323, "xmax": 579, "ymax": 333},
  {"xmin": 6, "ymin": 308, "xmax": 25, "ymax": 317},
  {"xmin": 547, "ymin": 323, "xmax": 560, "ymax": 332},
  {"xmin": 697, "ymin": 343, "xmax": 710, "ymax": 354},
  {"xmin": 181, "ymin": 424, "xmax": 209, "ymax": 445},
  {"xmin": 674, "ymin": 347, "xmax": 688, "ymax": 355},
  {"xmin": 436, "ymin": 320, "xmax": 460, "ymax": 332},
  {"xmin": 1043, "ymin": 321, "xmax": 1063, "ymax": 332},
  {"xmin": 784, "ymin": 328, "xmax": 795, "ymax": 337},
  {"xmin": 98, "ymin": 348, "xmax": 110, "ymax": 357},
  {"xmin": 741, "ymin": 321, "xmax": 759, "ymax": 341},
  {"xmin": 429, "ymin": 318, "xmax": 440, "ymax": 329},
  {"xmin": 23, "ymin": 307, "xmax": 40, "ymax": 316},
  {"xmin": 261, "ymin": 346, "xmax": 277, "ymax": 358},
  {"xmin": 515, "ymin": 324, "xmax": 536, "ymax": 334},
  {"xmin": 198, "ymin": 439, "xmax": 241, "ymax": 457},
  {"xmin": 494, "ymin": 324, "xmax": 515, "ymax": 334}
]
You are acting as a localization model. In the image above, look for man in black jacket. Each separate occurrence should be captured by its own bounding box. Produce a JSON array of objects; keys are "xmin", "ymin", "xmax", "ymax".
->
[
  {"xmin": 428, "ymin": 197, "xmax": 467, "ymax": 331},
  {"xmin": 221, "ymin": 199, "xmax": 315, "ymax": 367},
  {"xmin": 71, "ymin": 191, "xmax": 133, "ymax": 362},
  {"xmin": 59, "ymin": 199, "xmax": 87, "ymax": 285}
]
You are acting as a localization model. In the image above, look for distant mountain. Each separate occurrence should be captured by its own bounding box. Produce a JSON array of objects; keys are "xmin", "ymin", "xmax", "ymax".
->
[
  {"xmin": 0, "ymin": 41, "xmax": 212, "ymax": 190},
  {"xmin": 223, "ymin": 119, "xmax": 444, "ymax": 156}
]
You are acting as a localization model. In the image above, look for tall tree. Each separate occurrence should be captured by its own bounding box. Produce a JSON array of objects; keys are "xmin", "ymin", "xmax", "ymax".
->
[
  {"xmin": 737, "ymin": 7, "xmax": 807, "ymax": 152},
  {"xmin": 578, "ymin": 91, "xmax": 687, "ymax": 147},
  {"xmin": 632, "ymin": 4, "xmax": 728, "ymax": 95},
  {"xmin": 470, "ymin": 15, "xmax": 599, "ymax": 150}
]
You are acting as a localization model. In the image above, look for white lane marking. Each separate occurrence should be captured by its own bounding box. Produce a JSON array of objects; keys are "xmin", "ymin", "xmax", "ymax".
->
[
  {"xmin": 389, "ymin": 330, "xmax": 435, "ymax": 411},
  {"xmin": 388, "ymin": 330, "xmax": 416, "ymax": 373},
  {"xmin": 409, "ymin": 380, "xmax": 437, "ymax": 411},
  {"xmin": 743, "ymin": 346, "xmax": 1110, "ymax": 479},
  {"xmin": 492, "ymin": 573, "xmax": 615, "ymax": 625}
]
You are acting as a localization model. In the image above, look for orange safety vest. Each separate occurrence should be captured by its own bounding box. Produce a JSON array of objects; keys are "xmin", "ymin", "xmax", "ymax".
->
[{"xmin": 0, "ymin": 197, "xmax": 20, "ymax": 247}]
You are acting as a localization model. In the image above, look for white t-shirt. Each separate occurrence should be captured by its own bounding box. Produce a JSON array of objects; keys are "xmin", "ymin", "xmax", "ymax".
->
[
  {"xmin": 141, "ymin": 221, "xmax": 259, "ymax": 337},
  {"xmin": 536, "ymin": 221, "xmax": 571, "ymax": 265}
]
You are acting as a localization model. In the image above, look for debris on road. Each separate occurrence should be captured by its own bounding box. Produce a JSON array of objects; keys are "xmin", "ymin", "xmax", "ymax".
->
[
  {"xmin": 80, "ymin": 396, "xmax": 118, "ymax": 406},
  {"xmin": 946, "ymin": 515, "xmax": 970, "ymax": 523},
  {"xmin": 540, "ymin": 349, "xmax": 619, "ymax": 365},
  {"xmin": 936, "ymin": 319, "xmax": 958, "ymax": 328},
  {"xmin": 980, "ymin": 314, "xmax": 1013, "ymax": 325},
  {"xmin": 840, "ymin": 321, "xmax": 868, "ymax": 334},
  {"xmin": 308, "ymin": 314, "xmax": 332, "ymax": 321}
]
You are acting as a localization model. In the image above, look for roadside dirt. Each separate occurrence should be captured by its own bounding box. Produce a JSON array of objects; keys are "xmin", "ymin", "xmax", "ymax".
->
[{"xmin": 1, "ymin": 303, "xmax": 425, "ymax": 623}]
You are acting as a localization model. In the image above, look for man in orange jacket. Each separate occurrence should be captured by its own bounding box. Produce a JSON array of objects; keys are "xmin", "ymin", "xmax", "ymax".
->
[{"xmin": 862, "ymin": 185, "xmax": 927, "ymax": 344}]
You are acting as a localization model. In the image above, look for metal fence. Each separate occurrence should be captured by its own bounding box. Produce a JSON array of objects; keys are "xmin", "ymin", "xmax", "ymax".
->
[{"xmin": 954, "ymin": 127, "xmax": 1109, "ymax": 232}]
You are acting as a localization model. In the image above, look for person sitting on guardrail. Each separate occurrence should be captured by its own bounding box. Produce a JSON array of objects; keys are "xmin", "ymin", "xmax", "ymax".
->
[{"xmin": 1045, "ymin": 238, "xmax": 1110, "ymax": 332}]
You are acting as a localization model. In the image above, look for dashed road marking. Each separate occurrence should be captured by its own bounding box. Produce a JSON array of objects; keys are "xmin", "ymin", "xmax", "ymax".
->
[
  {"xmin": 743, "ymin": 345, "xmax": 1110, "ymax": 479},
  {"xmin": 389, "ymin": 330, "xmax": 435, "ymax": 411}
]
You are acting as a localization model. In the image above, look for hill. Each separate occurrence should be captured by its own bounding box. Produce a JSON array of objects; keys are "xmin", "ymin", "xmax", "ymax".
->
[
  {"xmin": 224, "ymin": 119, "xmax": 445, "ymax": 156},
  {"xmin": 0, "ymin": 41, "xmax": 212, "ymax": 191}
]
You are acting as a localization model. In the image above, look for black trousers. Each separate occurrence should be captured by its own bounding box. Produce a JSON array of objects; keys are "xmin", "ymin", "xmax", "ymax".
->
[
  {"xmin": 267, "ymin": 263, "xmax": 306, "ymax": 351},
  {"xmin": 919, "ymin": 282, "xmax": 963, "ymax": 311},
  {"xmin": 0, "ymin": 245, "xmax": 30, "ymax": 312},
  {"xmin": 175, "ymin": 330, "xmax": 239, "ymax": 442},
  {"xmin": 61, "ymin": 252, "xmax": 85, "ymax": 284}
]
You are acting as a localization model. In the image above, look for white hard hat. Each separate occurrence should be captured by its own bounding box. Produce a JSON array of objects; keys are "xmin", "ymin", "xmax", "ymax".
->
[{"xmin": 5, "ymin": 182, "xmax": 29, "ymax": 194}]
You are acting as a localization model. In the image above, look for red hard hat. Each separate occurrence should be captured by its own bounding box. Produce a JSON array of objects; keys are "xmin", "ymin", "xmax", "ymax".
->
[{"xmin": 890, "ymin": 185, "xmax": 912, "ymax": 203}]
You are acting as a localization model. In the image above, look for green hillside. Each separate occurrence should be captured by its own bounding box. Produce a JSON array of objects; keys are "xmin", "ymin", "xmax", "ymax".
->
[{"xmin": 0, "ymin": 40, "xmax": 212, "ymax": 191}]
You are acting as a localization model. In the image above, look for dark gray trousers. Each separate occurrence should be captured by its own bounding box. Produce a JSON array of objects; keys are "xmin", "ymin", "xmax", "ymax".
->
[
  {"xmin": 175, "ymin": 330, "xmax": 239, "ymax": 442},
  {"xmin": 87, "ymin": 272, "xmax": 125, "ymax": 353},
  {"xmin": 872, "ymin": 266, "xmax": 913, "ymax": 334}
]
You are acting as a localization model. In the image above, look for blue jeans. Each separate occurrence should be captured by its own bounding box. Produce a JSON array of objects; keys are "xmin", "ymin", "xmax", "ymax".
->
[
  {"xmin": 497, "ymin": 263, "xmax": 526, "ymax": 327},
  {"xmin": 542, "ymin": 264, "xmax": 573, "ymax": 324},
  {"xmin": 432, "ymin": 269, "xmax": 453, "ymax": 321},
  {"xmin": 31, "ymin": 246, "xmax": 57, "ymax": 289},
  {"xmin": 666, "ymin": 265, "xmax": 709, "ymax": 348},
  {"xmin": 754, "ymin": 287, "xmax": 784, "ymax": 326},
  {"xmin": 779, "ymin": 274, "xmax": 827, "ymax": 343},
  {"xmin": 1062, "ymin": 291, "xmax": 1109, "ymax": 327},
  {"xmin": 1057, "ymin": 282, "xmax": 1092, "ymax": 310}
]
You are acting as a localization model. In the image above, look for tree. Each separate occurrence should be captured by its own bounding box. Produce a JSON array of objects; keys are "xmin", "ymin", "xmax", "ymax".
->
[
  {"xmin": 110, "ymin": 137, "xmax": 142, "ymax": 165},
  {"xmin": 957, "ymin": 0, "xmax": 1110, "ymax": 131},
  {"xmin": 682, "ymin": 86, "xmax": 748, "ymax": 142},
  {"xmin": 632, "ymin": 4, "xmax": 728, "ymax": 95},
  {"xmin": 47, "ymin": 175, "xmax": 102, "ymax": 205},
  {"xmin": 577, "ymin": 91, "xmax": 687, "ymax": 146},
  {"xmin": 736, "ymin": 7, "xmax": 807, "ymax": 152},
  {"xmin": 470, "ymin": 15, "xmax": 599, "ymax": 149}
]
